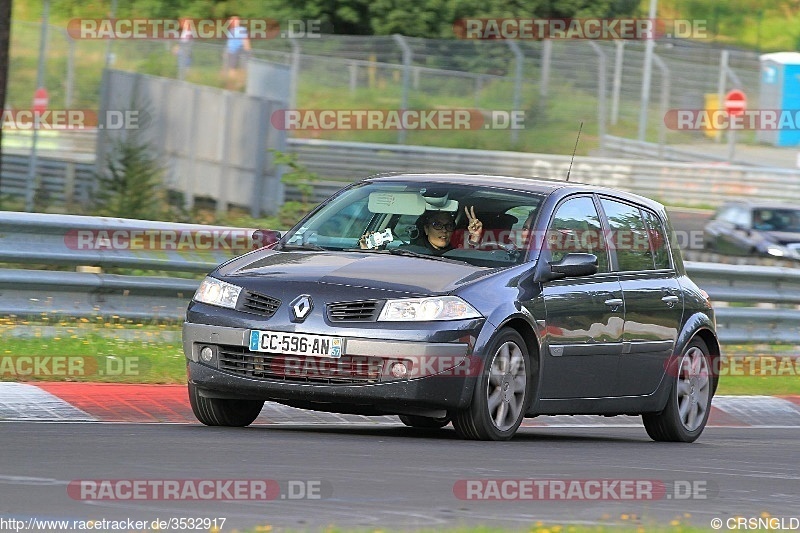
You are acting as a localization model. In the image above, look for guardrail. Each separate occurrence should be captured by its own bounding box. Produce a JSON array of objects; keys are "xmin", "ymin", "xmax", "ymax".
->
[
  {"xmin": 0, "ymin": 212, "xmax": 265, "ymax": 321},
  {"xmin": 1, "ymin": 212, "xmax": 799, "ymax": 343},
  {"xmin": 5, "ymin": 135, "xmax": 800, "ymax": 210},
  {"xmin": 0, "ymin": 268, "xmax": 199, "ymax": 321},
  {"xmin": 288, "ymin": 139, "xmax": 800, "ymax": 208},
  {"xmin": 0, "ymin": 211, "xmax": 254, "ymax": 272},
  {"xmin": 601, "ymin": 135, "xmax": 755, "ymax": 164},
  {"xmin": 683, "ymin": 262, "xmax": 800, "ymax": 344},
  {"xmin": 0, "ymin": 151, "xmax": 95, "ymax": 205}
]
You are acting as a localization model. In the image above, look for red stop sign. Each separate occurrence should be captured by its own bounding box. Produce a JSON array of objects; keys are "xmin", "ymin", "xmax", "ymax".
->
[
  {"xmin": 32, "ymin": 87, "xmax": 48, "ymax": 114},
  {"xmin": 724, "ymin": 89, "xmax": 746, "ymax": 117}
]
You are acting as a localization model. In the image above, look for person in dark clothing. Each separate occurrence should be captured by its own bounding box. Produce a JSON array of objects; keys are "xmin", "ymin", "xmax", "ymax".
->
[
  {"xmin": 359, "ymin": 207, "xmax": 483, "ymax": 255},
  {"xmin": 407, "ymin": 207, "xmax": 483, "ymax": 255}
]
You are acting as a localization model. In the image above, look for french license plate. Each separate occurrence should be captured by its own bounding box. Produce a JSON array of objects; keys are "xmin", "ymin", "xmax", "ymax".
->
[{"xmin": 249, "ymin": 330, "xmax": 343, "ymax": 358}]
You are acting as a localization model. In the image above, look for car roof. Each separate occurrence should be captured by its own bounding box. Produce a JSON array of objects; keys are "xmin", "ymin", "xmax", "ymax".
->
[{"xmin": 363, "ymin": 173, "xmax": 667, "ymax": 211}]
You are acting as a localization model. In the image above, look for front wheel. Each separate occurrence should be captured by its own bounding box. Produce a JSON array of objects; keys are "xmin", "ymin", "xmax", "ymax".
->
[
  {"xmin": 453, "ymin": 329, "xmax": 531, "ymax": 441},
  {"xmin": 188, "ymin": 383, "xmax": 264, "ymax": 427},
  {"xmin": 642, "ymin": 338, "xmax": 713, "ymax": 442}
]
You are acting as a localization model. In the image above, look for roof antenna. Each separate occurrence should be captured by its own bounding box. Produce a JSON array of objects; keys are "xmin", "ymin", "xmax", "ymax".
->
[{"xmin": 566, "ymin": 122, "xmax": 583, "ymax": 182}]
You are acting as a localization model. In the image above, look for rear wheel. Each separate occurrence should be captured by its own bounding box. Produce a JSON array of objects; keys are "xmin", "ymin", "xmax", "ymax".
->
[
  {"xmin": 642, "ymin": 338, "xmax": 713, "ymax": 442},
  {"xmin": 188, "ymin": 383, "xmax": 264, "ymax": 427},
  {"xmin": 453, "ymin": 329, "xmax": 530, "ymax": 441},
  {"xmin": 398, "ymin": 414, "xmax": 451, "ymax": 428}
]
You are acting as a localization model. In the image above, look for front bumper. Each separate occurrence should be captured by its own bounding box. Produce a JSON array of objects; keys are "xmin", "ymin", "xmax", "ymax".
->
[{"xmin": 183, "ymin": 322, "xmax": 478, "ymax": 415}]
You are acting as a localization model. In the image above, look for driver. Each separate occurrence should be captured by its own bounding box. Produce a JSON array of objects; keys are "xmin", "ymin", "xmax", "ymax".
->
[
  {"xmin": 408, "ymin": 207, "xmax": 483, "ymax": 255},
  {"xmin": 359, "ymin": 206, "xmax": 483, "ymax": 255}
]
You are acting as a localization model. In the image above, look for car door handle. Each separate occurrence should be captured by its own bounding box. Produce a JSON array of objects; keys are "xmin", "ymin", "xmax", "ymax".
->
[
  {"xmin": 604, "ymin": 298, "xmax": 623, "ymax": 309},
  {"xmin": 662, "ymin": 295, "xmax": 679, "ymax": 306}
]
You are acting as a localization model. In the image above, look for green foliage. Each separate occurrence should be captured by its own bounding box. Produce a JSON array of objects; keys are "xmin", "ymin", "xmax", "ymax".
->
[
  {"xmin": 92, "ymin": 134, "xmax": 174, "ymax": 220},
  {"xmin": 40, "ymin": 0, "xmax": 640, "ymax": 38},
  {"xmin": 14, "ymin": 0, "xmax": 800, "ymax": 50},
  {"xmin": 271, "ymin": 149, "xmax": 318, "ymax": 203},
  {"xmin": 271, "ymin": 150, "xmax": 320, "ymax": 227}
]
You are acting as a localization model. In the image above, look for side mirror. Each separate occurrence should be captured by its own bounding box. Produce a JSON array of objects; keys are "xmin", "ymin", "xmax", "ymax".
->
[
  {"xmin": 252, "ymin": 229, "xmax": 281, "ymax": 249},
  {"xmin": 536, "ymin": 252, "xmax": 598, "ymax": 282}
]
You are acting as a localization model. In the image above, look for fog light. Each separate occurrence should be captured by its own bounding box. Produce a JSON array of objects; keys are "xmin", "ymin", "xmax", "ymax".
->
[
  {"xmin": 200, "ymin": 346, "xmax": 214, "ymax": 363},
  {"xmin": 390, "ymin": 362, "xmax": 408, "ymax": 378}
]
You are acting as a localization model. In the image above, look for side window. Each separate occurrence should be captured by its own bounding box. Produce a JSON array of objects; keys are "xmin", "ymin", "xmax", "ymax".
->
[
  {"xmin": 547, "ymin": 196, "xmax": 609, "ymax": 273},
  {"xmin": 600, "ymin": 198, "xmax": 655, "ymax": 272},
  {"xmin": 641, "ymin": 209, "xmax": 672, "ymax": 269}
]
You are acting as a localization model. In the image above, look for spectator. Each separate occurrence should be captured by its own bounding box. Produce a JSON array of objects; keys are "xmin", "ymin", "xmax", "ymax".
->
[
  {"xmin": 223, "ymin": 16, "xmax": 251, "ymax": 90},
  {"xmin": 174, "ymin": 18, "xmax": 193, "ymax": 81}
]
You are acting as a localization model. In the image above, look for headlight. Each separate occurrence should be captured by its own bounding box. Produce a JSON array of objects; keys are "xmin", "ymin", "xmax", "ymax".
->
[
  {"xmin": 193, "ymin": 277, "xmax": 242, "ymax": 309},
  {"xmin": 377, "ymin": 296, "xmax": 482, "ymax": 322},
  {"xmin": 767, "ymin": 245, "xmax": 787, "ymax": 257}
]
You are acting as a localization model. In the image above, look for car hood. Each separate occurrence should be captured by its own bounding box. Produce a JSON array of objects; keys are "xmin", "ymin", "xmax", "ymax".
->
[{"xmin": 217, "ymin": 250, "xmax": 489, "ymax": 295}]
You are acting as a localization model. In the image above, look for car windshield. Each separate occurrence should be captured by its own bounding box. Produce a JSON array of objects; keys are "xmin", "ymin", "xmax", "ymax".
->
[
  {"xmin": 751, "ymin": 208, "xmax": 800, "ymax": 232},
  {"xmin": 279, "ymin": 180, "xmax": 544, "ymax": 267}
]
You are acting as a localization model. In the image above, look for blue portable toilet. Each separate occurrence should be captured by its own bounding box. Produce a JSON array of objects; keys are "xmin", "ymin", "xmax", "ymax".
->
[{"xmin": 757, "ymin": 52, "xmax": 800, "ymax": 147}]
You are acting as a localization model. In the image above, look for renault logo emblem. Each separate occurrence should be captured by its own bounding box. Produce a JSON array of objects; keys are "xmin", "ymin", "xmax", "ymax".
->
[{"xmin": 290, "ymin": 295, "xmax": 313, "ymax": 322}]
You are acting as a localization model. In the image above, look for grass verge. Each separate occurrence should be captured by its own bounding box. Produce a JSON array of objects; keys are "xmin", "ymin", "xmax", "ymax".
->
[
  {"xmin": 2, "ymin": 324, "xmax": 797, "ymax": 395},
  {"xmin": 0, "ymin": 324, "xmax": 185, "ymax": 384}
]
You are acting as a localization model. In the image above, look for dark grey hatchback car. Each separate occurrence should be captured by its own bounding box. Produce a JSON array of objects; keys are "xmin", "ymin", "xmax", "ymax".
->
[{"xmin": 184, "ymin": 174, "xmax": 719, "ymax": 441}]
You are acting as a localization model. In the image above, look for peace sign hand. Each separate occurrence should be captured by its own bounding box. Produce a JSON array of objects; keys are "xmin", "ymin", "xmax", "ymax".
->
[{"xmin": 465, "ymin": 205, "xmax": 483, "ymax": 244}]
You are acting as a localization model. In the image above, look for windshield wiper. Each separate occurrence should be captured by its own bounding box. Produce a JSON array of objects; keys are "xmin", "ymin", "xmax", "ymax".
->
[
  {"xmin": 388, "ymin": 248, "xmax": 469, "ymax": 264},
  {"xmin": 387, "ymin": 248, "xmax": 430, "ymax": 259},
  {"xmin": 342, "ymin": 247, "xmax": 440, "ymax": 260},
  {"xmin": 279, "ymin": 243, "xmax": 327, "ymax": 251}
]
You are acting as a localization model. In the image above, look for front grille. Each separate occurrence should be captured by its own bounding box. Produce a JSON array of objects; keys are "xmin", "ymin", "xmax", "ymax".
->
[
  {"xmin": 239, "ymin": 290, "xmax": 280, "ymax": 317},
  {"xmin": 327, "ymin": 300, "xmax": 383, "ymax": 322},
  {"xmin": 217, "ymin": 344, "xmax": 385, "ymax": 384}
]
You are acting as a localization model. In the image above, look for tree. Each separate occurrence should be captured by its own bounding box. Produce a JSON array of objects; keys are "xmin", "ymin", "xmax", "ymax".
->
[{"xmin": 92, "ymin": 134, "xmax": 171, "ymax": 220}]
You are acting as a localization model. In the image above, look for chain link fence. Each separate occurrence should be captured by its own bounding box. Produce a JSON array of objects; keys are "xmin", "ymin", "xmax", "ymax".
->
[{"xmin": 5, "ymin": 21, "xmax": 763, "ymax": 157}]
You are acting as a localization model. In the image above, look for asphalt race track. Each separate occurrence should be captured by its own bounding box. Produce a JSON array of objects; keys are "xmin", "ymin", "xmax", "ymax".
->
[
  {"xmin": 0, "ymin": 207, "xmax": 795, "ymax": 532},
  {"xmin": 1, "ymin": 421, "xmax": 798, "ymax": 531}
]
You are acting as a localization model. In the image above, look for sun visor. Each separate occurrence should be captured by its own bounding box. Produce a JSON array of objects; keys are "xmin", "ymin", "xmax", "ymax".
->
[{"xmin": 368, "ymin": 192, "xmax": 427, "ymax": 215}]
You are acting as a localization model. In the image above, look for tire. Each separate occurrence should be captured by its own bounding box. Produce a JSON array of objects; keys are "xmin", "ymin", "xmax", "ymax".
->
[
  {"xmin": 398, "ymin": 414, "xmax": 451, "ymax": 428},
  {"xmin": 642, "ymin": 338, "xmax": 713, "ymax": 443},
  {"xmin": 188, "ymin": 383, "xmax": 264, "ymax": 427},
  {"xmin": 453, "ymin": 329, "xmax": 531, "ymax": 441}
]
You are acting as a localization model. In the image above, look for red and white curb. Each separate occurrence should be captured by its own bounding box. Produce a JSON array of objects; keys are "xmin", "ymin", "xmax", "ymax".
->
[{"xmin": 1, "ymin": 383, "xmax": 799, "ymax": 427}]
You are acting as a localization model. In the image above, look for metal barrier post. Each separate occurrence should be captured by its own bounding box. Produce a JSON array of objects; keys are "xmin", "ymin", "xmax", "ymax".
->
[
  {"xmin": 507, "ymin": 41, "xmax": 524, "ymax": 145},
  {"xmin": 392, "ymin": 34, "xmax": 412, "ymax": 145},
  {"xmin": 588, "ymin": 41, "xmax": 608, "ymax": 155}
]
